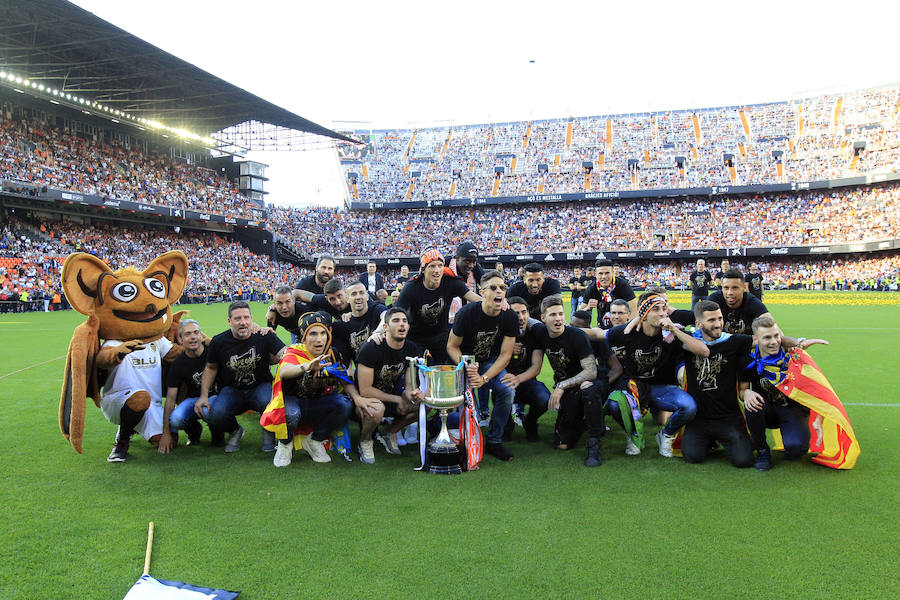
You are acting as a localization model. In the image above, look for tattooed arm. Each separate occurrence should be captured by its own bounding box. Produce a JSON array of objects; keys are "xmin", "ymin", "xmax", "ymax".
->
[{"xmin": 548, "ymin": 356, "xmax": 597, "ymax": 410}]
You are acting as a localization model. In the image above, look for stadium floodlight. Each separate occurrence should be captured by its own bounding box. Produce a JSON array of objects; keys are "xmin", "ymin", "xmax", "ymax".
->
[{"xmin": 15, "ymin": 76, "xmax": 22, "ymax": 84}]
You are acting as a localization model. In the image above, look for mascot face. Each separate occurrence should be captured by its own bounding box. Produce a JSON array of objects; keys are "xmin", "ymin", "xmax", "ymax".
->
[{"xmin": 62, "ymin": 251, "xmax": 188, "ymax": 341}]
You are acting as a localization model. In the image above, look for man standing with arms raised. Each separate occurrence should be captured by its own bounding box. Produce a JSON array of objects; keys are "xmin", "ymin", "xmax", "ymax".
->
[{"xmin": 447, "ymin": 270, "xmax": 519, "ymax": 461}]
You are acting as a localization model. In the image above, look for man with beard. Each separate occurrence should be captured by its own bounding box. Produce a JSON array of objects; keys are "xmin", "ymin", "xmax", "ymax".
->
[
  {"xmin": 394, "ymin": 248, "xmax": 481, "ymax": 363},
  {"xmin": 264, "ymin": 312, "xmax": 357, "ymax": 467},
  {"xmin": 605, "ymin": 292, "xmax": 710, "ymax": 457},
  {"xmin": 359, "ymin": 262, "xmax": 388, "ymax": 303},
  {"xmin": 503, "ymin": 296, "xmax": 548, "ymax": 442},
  {"xmin": 266, "ymin": 285, "xmax": 307, "ymax": 344},
  {"xmin": 707, "ymin": 268, "xmax": 770, "ymax": 335},
  {"xmin": 288, "ymin": 278, "xmax": 352, "ymax": 321},
  {"xmin": 332, "ymin": 280, "xmax": 388, "ymax": 363},
  {"xmin": 196, "ymin": 301, "xmax": 286, "ymax": 453},
  {"xmin": 680, "ymin": 301, "xmax": 755, "ymax": 468},
  {"xmin": 447, "ymin": 270, "xmax": 518, "ymax": 461},
  {"xmin": 745, "ymin": 263, "xmax": 764, "ymax": 300},
  {"xmin": 294, "ymin": 254, "xmax": 335, "ymax": 295},
  {"xmin": 579, "ymin": 259, "xmax": 637, "ymax": 328},
  {"xmin": 531, "ymin": 296, "xmax": 603, "ymax": 467},
  {"xmin": 506, "ymin": 263, "xmax": 562, "ymax": 319},
  {"xmin": 355, "ymin": 307, "xmax": 424, "ymax": 462},
  {"xmin": 689, "ymin": 259, "xmax": 713, "ymax": 308}
]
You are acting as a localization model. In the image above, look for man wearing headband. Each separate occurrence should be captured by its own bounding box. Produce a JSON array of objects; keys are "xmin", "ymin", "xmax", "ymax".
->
[
  {"xmin": 506, "ymin": 262, "xmax": 561, "ymax": 319},
  {"xmin": 605, "ymin": 292, "xmax": 710, "ymax": 457},
  {"xmin": 578, "ymin": 259, "xmax": 636, "ymax": 328},
  {"xmin": 393, "ymin": 248, "xmax": 481, "ymax": 363},
  {"xmin": 265, "ymin": 312, "xmax": 358, "ymax": 467}
]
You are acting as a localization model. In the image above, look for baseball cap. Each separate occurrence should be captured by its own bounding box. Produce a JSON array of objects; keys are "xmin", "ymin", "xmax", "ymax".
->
[{"xmin": 456, "ymin": 241, "xmax": 478, "ymax": 258}]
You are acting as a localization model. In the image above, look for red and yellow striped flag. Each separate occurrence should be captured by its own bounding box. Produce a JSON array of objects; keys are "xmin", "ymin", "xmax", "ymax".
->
[{"xmin": 260, "ymin": 345, "xmax": 316, "ymax": 445}]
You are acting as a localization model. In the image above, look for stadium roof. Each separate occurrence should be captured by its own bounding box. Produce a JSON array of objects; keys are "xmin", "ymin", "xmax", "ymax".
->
[{"xmin": 0, "ymin": 0, "xmax": 357, "ymax": 147}]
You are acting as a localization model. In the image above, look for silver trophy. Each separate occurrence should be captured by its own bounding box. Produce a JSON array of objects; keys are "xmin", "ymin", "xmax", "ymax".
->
[{"xmin": 408, "ymin": 356, "xmax": 471, "ymax": 474}]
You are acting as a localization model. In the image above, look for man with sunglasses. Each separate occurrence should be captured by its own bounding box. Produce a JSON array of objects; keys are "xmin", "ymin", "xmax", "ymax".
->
[{"xmin": 447, "ymin": 270, "xmax": 519, "ymax": 461}]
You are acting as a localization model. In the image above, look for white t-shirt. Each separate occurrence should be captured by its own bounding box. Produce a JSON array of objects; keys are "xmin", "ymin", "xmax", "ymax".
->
[{"xmin": 101, "ymin": 337, "xmax": 174, "ymax": 404}]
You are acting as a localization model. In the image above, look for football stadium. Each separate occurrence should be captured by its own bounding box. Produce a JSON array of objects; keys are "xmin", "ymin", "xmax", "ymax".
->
[{"xmin": 1, "ymin": 1, "xmax": 898, "ymax": 598}]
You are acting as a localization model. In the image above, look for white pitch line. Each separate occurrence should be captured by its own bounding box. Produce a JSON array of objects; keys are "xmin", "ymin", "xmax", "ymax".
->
[{"xmin": 0, "ymin": 355, "xmax": 66, "ymax": 380}]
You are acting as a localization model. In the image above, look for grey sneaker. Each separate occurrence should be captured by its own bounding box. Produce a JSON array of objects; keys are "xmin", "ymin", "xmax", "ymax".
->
[
  {"xmin": 273, "ymin": 441, "xmax": 293, "ymax": 467},
  {"xmin": 375, "ymin": 431, "xmax": 401, "ymax": 455},
  {"xmin": 224, "ymin": 425, "xmax": 244, "ymax": 453},
  {"xmin": 625, "ymin": 436, "xmax": 641, "ymax": 456},
  {"xmin": 107, "ymin": 437, "xmax": 130, "ymax": 462},
  {"xmin": 358, "ymin": 440, "xmax": 375, "ymax": 464},
  {"xmin": 302, "ymin": 436, "xmax": 331, "ymax": 463}
]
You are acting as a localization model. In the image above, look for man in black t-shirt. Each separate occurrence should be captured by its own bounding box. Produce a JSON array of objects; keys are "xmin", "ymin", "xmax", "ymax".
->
[
  {"xmin": 707, "ymin": 268, "xmax": 771, "ymax": 335},
  {"xmin": 394, "ymin": 248, "xmax": 481, "ymax": 363},
  {"xmin": 448, "ymin": 270, "xmax": 518, "ymax": 461},
  {"xmin": 503, "ymin": 296, "xmax": 548, "ymax": 441},
  {"xmin": 356, "ymin": 306, "xmax": 425, "ymax": 460},
  {"xmin": 605, "ymin": 292, "xmax": 710, "ymax": 457},
  {"xmin": 267, "ymin": 285, "xmax": 307, "ymax": 344},
  {"xmin": 294, "ymin": 254, "xmax": 335, "ymax": 295},
  {"xmin": 532, "ymin": 296, "xmax": 604, "ymax": 466},
  {"xmin": 332, "ymin": 280, "xmax": 388, "ymax": 363},
  {"xmin": 681, "ymin": 301, "xmax": 754, "ymax": 468},
  {"xmin": 689, "ymin": 258, "xmax": 713, "ymax": 308},
  {"xmin": 571, "ymin": 310, "xmax": 623, "ymax": 386},
  {"xmin": 289, "ymin": 278, "xmax": 351, "ymax": 320},
  {"xmin": 394, "ymin": 265, "xmax": 411, "ymax": 293},
  {"xmin": 745, "ymin": 263, "xmax": 764, "ymax": 300},
  {"xmin": 579, "ymin": 259, "xmax": 637, "ymax": 328},
  {"xmin": 568, "ymin": 266, "xmax": 586, "ymax": 320},
  {"xmin": 506, "ymin": 262, "xmax": 562, "ymax": 319},
  {"xmin": 159, "ymin": 319, "xmax": 217, "ymax": 453},
  {"xmin": 196, "ymin": 301, "xmax": 286, "ymax": 453},
  {"xmin": 714, "ymin": 259, "xmax": 730, "ymax": 290}
]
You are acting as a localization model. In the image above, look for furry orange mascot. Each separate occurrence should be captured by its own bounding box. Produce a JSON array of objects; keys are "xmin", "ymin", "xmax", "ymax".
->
[{"xmin": 59, "ymin": 251, "xmax": 188, "ymax": 461}]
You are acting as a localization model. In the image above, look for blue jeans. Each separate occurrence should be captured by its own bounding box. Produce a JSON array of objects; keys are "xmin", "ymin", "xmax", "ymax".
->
[
  {"xmin": 206, "ymin": 383, "xmax": 272, "ymax": 434},
  {"xmin": 473, "ymin": 358, "xmax": 515, "ymax": 444},
  {"xmin": 514, "ymin": 378, "xmax": 550, "ymax": 430},
  {"xmin": 606, "ymin": 383, "xmax": 696, "ymax": 435},
  {"xmin": 283, "ymin": 391, "xmax": 352, "ymax": 442},
  {"xmin": 745, "ymin": 401, "xmax": 810, "ymax": 459},
  {"xmin": 169, "ymin": 395, "xmax": 216, "ymax": 431}
]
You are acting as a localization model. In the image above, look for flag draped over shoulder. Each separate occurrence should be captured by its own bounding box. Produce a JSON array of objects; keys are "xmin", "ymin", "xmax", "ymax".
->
[
  {"xmin": 123, "ymin": 574, "xmax": 239, "ymax": 599},
  {"xmin": 774, "ymin": 348, "xmax": 860, "ymax": 469}
]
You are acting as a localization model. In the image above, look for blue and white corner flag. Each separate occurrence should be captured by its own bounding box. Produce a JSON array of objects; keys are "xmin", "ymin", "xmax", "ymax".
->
[{"xmin": 123, "ymin": 574, "xmax": 240, "ymax": 600}]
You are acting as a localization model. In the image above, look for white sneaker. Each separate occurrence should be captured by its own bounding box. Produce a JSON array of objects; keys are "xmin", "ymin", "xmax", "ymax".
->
[
  {"xmin": 302, "ymin": 436, "xmax": 331, "ymax": 463},
  {"xmin": 656, "ymin": 431, "xmax": 675, "ymax": 458},
  {"xmin": 375, "ymin": 431, "xmax": 401, "ymax": 455},
  {"xmin": 625, "ymin": 436, "xmax": 641, "ymax": 456},
  {"xmin": 273, "ymin": 441, "xmax": 293, "ymax": 467},
  {"xmin": 358, "ymin": 440, "xmax": 375, "ymax": 464},
  {"xmin": 224, "ymin": 425, "xmax": 244, "ymax": 453}
]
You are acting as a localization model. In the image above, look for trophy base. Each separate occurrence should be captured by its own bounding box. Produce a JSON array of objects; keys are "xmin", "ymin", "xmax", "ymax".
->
[{"xmin": 426, "ymin": 444, "xmax": 462, "ymax": 475}]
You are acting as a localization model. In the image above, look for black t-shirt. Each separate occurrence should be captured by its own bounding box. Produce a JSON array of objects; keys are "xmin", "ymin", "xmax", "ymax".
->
[
  {"xmin": 591, "ymin": 337, "xmax": 614, "ymax": 382},
  {"xmin": 745, "ymin": 273, "xmax": 764, "ymax": 299},
  {"xmin": 506, "ymin": 322, "xmax": 540, "ymax": 376},
  {"xmin": 581, "ymin": 276, "xmax": 636, "ymax": 327},
  {"xmin": 207, "ymin": 330, "xmax": 285, "ymax": 390},
  {"xmin": 394, "ymin": 274, "xmax": 470, "ymax": 339},
  {"xmin": 506, "ymin": 277, "xmax": 562, "ymax": 319},
  {"xmin": 450, "ymin": 302, "xmax": 518, "ymax": 363},
  {"xmin": 569, "ymin": 275, "xmax": 584, "ymax": 301},
  {"xmin": 306, "ymin": 294, "xmax": 347, "ymax": 320},
  {"xmin": 394, "ymin": 275, "xmax": 410, "ymax": 290},
  {"xmin": 690, "ymin": 270, "xmax": 713, "ymax": 295},
  {"xmin": 707, "ymin": 291, "xmax": 768, "ymax": 335},
  {"xmin": 269, "ymin": 300, "xmax": 306, "ymax": 336},
  {"xmin": 166, "ymin": 345, "xmax": 216, "ymax": 398},
  {"xmin": 670, "ymin": 309, "xmax": 695, "ymax": 328},
  {"xmin": 332, "ymin": 302, "xmax": 388, "ymax": 362},
  {"xmin": 714, "ymin": 271, "xmax": 727, "ymax": 285},
  {"xmin": 282, "ymin": 346, "xmax": 350, "ymax": 400},
  {"xmin": 685, "ymin": 334, "xmax": 753, "ymax": 419},
  {"xmin": 530, "ymin": 323, "xmax": 594, "ymax": 384},
  {"xmin": 355, "ymin": 338, "xmax": 422, "ymax": 393},
  {"xmin": 606, "ymin": 324, "xmax": 684, "ymax": 385},
  {"xmin": 294, "ymin": 274, "xmax": 324, "ymax": 295}
]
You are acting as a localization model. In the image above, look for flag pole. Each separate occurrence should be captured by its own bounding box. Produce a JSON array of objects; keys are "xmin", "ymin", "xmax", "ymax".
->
[{"xmin": 142, "ymin": 522, "xmax": 155, "ymax": 576}]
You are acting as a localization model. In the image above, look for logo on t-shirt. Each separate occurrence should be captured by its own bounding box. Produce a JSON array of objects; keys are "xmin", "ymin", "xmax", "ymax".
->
[
  {"xmin": 227, "ymin": 347, "xmax": 259, "ymax": 386},
  {"xmin": 544, "ymin": 348, "xmax": 570, "ymax": 379},
  {"xmin": 692, "ymin": 354, "xmax": 726, "ymax": 391},
  {"xmin": 350, "ymin": 327, "xmax": 371, "ymax": 354},
  {"xmin": 472, "ymin": 328, "xmax": 499, "ymax": 360},
  {"xmin": 633, "ymin": 346, "xmax": 662, "ymax": 378},
  {"xmin": 420, "ymin": 298, "xmax": 445, "ymax": 325},
  {"xmin": 375, "ymin": 362, "xmax": 406, "ymax": 392}
]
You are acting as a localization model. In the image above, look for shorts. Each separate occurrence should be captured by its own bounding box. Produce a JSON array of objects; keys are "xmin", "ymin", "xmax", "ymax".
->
[{"xmin": 100, "ymin": 388, "xmax": 164, "ymax": 440}]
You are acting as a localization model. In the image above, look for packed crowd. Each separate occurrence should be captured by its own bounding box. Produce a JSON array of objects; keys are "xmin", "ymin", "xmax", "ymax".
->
[
  {"xmin": 343, "ymin": 85, "xmax": 900, "ymax": 204},
  {"xmin": 269, "ymin": 182, "xmax": 900, "ymax": 257},
  {"xmin": 0, "ymin": 111, "xmax": 258, "ymax": 218}
]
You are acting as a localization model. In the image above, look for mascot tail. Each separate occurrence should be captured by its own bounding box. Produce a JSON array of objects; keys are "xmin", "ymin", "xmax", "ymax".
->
[{"xmin": 59, "ymin": 316, "xmax": 100, "ymax": 453}]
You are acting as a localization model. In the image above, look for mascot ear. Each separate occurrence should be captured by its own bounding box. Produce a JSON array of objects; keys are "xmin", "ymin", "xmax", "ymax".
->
[
  {"xmin": 145, "ymin": 250, "xmax": 188, "ymax": 303},
  {"xmin": 61, "ymin": 253, "xmax": 113, "ymax": 315}
]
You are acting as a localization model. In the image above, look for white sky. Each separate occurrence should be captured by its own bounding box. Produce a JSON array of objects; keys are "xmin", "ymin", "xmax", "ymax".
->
[{"xmin": 70, "ymin": 0, "xmax": 900, "ymax": 206}]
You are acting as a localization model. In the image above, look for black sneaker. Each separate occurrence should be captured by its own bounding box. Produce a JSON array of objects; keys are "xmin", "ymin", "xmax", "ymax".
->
[
  {"xmin": 486, "ymin": 442, "xmax": 514, "ymax": 462},
  {"xmin": 185, "ymin": 421, "xmax": 203, "ymax": 446},
  {"xmin": 754, "ymin": 448, "xmax": 772, "ymax": 471},
  {"xmin": 584, "ymin": 437, "xmax": 603, "ymax": 467},
  {"xmin": 107, "ymin": 437, "xmax": 130, "ymax": 462}
]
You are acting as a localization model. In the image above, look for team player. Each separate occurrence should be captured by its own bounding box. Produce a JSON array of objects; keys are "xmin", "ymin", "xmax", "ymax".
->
[
  {"xmin": 689, "ymin": 259, "xmax": 713, "ymax": 307},
  {"xmin": 714, "ymin": 259, "xmax": 730, "ymax": 289},
  {"xmin": 332, "ymin": 280, "xmax": 388, "ymax": 362},
  {"xmin": 295, "ymin": 254, "xmax": 335, "ymax": 295},
  {"xmin": 568, "ymin": 266, "xmax": 587, "ymax": 319},
  {"xmin": 506, "ymin": 262, "xmax": 562, "ymax": 319},
  {"xmin": 745, "ymin": 263, "xmax": 764, "ymax": 300},
  {"xmin": 503, "ymin": 296, "xmax": 548, "ymax": 441},
  {"xmin": 196, "ymin": 301, "xmax": 286, "ymax": 453},
  {"xmin": 266, "ymin": 285, "xmax": 307, "ymax": 343},
  {"xmin": 447, "ymin": 270, "xmax": 518, "ymax": 461},
  {"xmin": 579, "ymin": 259, "xmax": 637, "ymax": 327},
  {"xmin": 288, "ymin": 278, "xmax": 351, "ymax": 320},
  {"xmin": 707, "ymin": 268, "xmax": 770, "ymax": 334}
]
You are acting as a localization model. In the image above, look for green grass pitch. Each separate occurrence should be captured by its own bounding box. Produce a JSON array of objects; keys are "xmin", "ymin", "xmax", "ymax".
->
[{"xmin": 1, "ymin": 292, "xmax": 898, "ymax": 599}]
